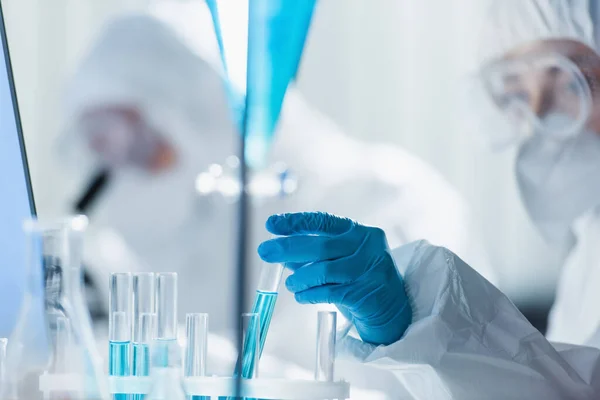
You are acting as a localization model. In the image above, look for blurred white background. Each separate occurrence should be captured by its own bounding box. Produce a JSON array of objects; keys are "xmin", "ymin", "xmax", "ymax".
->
[{"xmin": 1, "ymin": 0, "xmax": 563, "ymax": 307}]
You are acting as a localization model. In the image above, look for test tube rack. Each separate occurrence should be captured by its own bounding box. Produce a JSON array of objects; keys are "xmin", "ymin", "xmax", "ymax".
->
[{"xmin": 38, "ymin": 374, "xmax": 351, "ymax": 400}]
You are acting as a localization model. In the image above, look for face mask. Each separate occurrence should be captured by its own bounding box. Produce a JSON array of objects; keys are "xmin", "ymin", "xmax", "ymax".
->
[{"xmin": 516, "ymin": 113, "xmax": 600, "ymax": 250}]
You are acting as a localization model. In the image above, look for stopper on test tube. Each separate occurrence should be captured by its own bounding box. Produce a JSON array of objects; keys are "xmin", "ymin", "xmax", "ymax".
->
[
  {"xmin": 185, "ymin": 313, "xmax": 208, "ymax": 377},
  {"xmin": 156, "ymin": 273, "xmax": 178, "ymax": 340},
  {"xmin": 315, "ymin": 311, "xmax": 337, "ymax": 382},
  {"xmin": 109, "ymin": 273, "xmax": 132, "ymax": 342},
  {"xmin": 133, "ymin": 272, "xmax": 156, "ymax": 343}
]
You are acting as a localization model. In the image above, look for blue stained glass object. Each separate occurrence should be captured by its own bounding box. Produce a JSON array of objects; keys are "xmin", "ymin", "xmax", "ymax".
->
[{"xmin": 206, "ymin": 0, "xmax": 317, "ymax": 168}]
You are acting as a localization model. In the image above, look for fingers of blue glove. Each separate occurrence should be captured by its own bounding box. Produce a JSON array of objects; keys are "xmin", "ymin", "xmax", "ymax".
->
[
  {"xmin": 284, "ymin": 262, "xmax": 307, "ymax": 272},
  {"xmin": 266, "ymin": 212, "xmax": 354, "ymax": 236},
  {"xmin": 257, "ymin": 235, "xmax": 355, "ymax": 263},
  {"xmin": 294, "ymin": 285, "xmax": 348, "ymax": 305},
  {"xmin": 285, "ymin": 259, "xmax": 356, "ymax": 293}
]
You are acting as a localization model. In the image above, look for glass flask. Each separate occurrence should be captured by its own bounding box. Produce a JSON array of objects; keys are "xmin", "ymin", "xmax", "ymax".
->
[{"xmin": 1, "ymin": 216, "xmax": 108, "ymax": 400}]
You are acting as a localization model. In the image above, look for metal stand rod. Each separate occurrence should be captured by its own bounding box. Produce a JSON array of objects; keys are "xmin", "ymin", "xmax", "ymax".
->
[{"xmin": 234, "ymin": 99, "xmax": 250, "ymax": 398}]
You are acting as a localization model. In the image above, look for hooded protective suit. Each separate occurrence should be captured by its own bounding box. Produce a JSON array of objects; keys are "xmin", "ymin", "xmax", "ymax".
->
[{"xmin": 64, "ymin": 2, "xmax": 494, "ymax": 398}]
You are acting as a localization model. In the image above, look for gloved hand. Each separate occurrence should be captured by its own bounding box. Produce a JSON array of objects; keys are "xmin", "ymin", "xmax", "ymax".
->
[{"xmin": 257, "ymin": 212, "xmax": 412, "ymax": 346}]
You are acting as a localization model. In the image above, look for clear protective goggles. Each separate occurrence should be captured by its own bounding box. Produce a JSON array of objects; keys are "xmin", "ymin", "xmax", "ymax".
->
[{"xmin": 480, "ymin": 53, "xmax": 593, "ymax": 146}]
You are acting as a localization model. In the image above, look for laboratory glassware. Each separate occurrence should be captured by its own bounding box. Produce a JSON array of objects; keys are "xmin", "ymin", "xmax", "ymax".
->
[
  {"xmin": 184, "ymin": 313, "xmax": 208, "ymax": 400},
  {"xmin": 154, "ymin": 273, "xmax": 178, "ymax": 368},
  {"xmin": 206, "ymin": 0, "xmax": 317, "ymax": 168},
  {"xmin": 2, "ymin": 216, "xmax": 108, "ymax": 400},
  {"xmin": 315, "ymin": 312, "xmax": 337, "ymax": 382},
  {"xmin": 132, "ymin": 273, "xmax": 156, "ymax": 400},
  {"xmin": 227, "ymin": 313, "xmax": 260, "ymax": 400},
  {"xmin": 227, "ymin": 262, "xmax": 281, "ymax": 399},
  {"xmin": 238, "ymin": 313, "xmax": 260, "ymax": 380},
  {"xmin": 252, "ymin": 262, "xmax": 284, "ymax": 356},
  {"xmin": 148, "ymin": 274, "xmax": 184, "ymax": 400},
  {"xmin": 109, "ymin": 272, "xmax": 133, "ymax": 400}
]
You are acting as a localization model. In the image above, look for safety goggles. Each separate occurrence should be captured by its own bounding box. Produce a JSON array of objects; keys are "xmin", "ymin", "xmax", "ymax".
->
[{"xmin": 480, "ymin": 53, "xmax": 592, "ymax": 146}]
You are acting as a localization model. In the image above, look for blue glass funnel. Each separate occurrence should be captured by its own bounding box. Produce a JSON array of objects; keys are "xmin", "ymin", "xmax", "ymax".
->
[{"xmin": 206, "ymin": 0, "xmax": 317, "ymax": 168}]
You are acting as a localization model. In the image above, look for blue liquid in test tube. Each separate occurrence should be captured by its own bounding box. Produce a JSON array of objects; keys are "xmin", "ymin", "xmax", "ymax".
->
[
  {"xmin": 228, "ymin": 263, "xmax": 283, "ymax": 400},
  {"xmin": 132, "ymin": 343, "xmax": 150, "ymax": 376},
  {"xmin": 251, "ymin": 262, "xmax": 283, "ymax": 359},
  {"xmin": 132, "ymin": 273, "xmax": 157, "ymax": 400},
  {"xmin": 251, "ymin": 290, "xmax": 277, "ymax": 357},
  {"xmin": 147, "ymin": 273, "xmax": 186, "ymax": 400},
  {"xmin": 109, "ymin": 273, "xmax": 133, "ymax": 400}
]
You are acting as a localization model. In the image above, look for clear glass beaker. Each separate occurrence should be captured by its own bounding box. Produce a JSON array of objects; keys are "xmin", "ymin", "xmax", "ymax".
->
[{"xmin": 1, "ymin": 216, "xmax": 108, "ymax": 400}]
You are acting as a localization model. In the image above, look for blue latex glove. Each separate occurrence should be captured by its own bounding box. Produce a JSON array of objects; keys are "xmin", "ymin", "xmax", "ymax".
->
[{"xmin": 257, "ymin": 212, "xmax": 412, "ymax": 346}]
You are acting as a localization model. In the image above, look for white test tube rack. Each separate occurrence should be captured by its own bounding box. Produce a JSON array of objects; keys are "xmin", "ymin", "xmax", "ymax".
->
[
  {"xmin": 38, "ymin": 375, "xmax": 350, "ymax": 400},
  {"xmin": 40, "ymin": 280, "xmax": 347, "ymax": 399}
]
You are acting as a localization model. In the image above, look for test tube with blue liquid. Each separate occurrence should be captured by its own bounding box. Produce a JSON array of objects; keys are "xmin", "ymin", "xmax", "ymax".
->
[
  {"xmin": 228, "ymin": 262, "xmax": 281, "ymax": 399},
  {"xmin": 154, "ymin": 273, "xmax": 178, "ymax": 367},
  {"xmin": 148, "ymin": 273, "xmax": 186, "ymax": 400},
  {"xmin": 109, "ymin": 272, "xmax": 133, "ymax": 400},
  {"xmin": 227, "ymin": 313, "xmax": 260, "ymax": 400},
  {"xmin": 132, "ymin": 273, "xmax": 157, "ymax": 400},
  {"xmin": 252, "ymin": 262, "xmax": 284, "ymax": 357},
  {"xmin": 184, "ymin": 313, "xmax": 209, "ymax": 400}
]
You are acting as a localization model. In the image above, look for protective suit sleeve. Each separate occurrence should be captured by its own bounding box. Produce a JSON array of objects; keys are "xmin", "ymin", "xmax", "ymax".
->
[{"xmin": 338, "ymin": 241, "xmax": 600, "ymax": 399}]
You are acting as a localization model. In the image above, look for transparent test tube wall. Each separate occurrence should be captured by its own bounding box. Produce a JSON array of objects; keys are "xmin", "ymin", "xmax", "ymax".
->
[
  {"xmin": 315, "ymin": 311, "xmax": 337, "ymax": 382},
  {"xmin": 227, "ymin": 263, "xmax": 282, "ymax": 399},
  {"xmin": 109, "ymin": 272, "xmax": 132, "ymax": 400},
  {"xmin": 226, "ymin": 313, "xmax": 260, "ymax": 400},
  {"xmin": 251, "ymin": 262, "xmax": 284, "ymax": 357},
  {"xmin": 154, "ymin": 273, "xmax": 178, "ymax": 368},
  {"xmin": 147, "ymin": 273, "xmax": 186, "ymax": 400},
  {"xmin": 185, "ymin": 313, "xmax": 209, "ymax": 400},
  {"xmin": 132, "ymin": 273, "xmax": 157, "ymax": 400}
]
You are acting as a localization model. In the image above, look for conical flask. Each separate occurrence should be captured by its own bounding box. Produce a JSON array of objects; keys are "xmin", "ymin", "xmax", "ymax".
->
[{"xmin": 1, "ymin": 216, "xmax": 108, "ymax": 400}]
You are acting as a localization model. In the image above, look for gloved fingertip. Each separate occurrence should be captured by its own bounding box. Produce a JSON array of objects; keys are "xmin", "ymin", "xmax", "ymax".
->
[
  {"xmin": 284, "ymin": 276, "xmax": 296, "ymax": 292},
  {"xmin": 265, "ymin": 214, "xmax": 285, "ymax": 234},
  {"xmin": 294, "ymin": 292, "xmax": 309, "ymax": 304},
  {"xmin": 257, "ymin": 241, "xmax": 274, "ymax": 261}
]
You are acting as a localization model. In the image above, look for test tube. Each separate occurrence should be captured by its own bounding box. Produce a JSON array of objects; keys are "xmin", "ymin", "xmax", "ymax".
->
[
  {"xmin": 251, "ymin": 262, "xmax": 284, "ymax": 358},
  {"xmin": 185, "ymin": 313, "xmax": 209, "ymax": 400},
  {"xmin": 154, "ymin": 273, "xmax": 178, "ymax": 369},
  {"xmin": 256, "ymin": 262, "xmax": 284, "ymax": 293},
  {"xmin": 156, "ymin": 273, "xmax": 177, "ymax": 340},
  {"xmin": 228, "ymin": 314, "xmax": 260, "ymax": 400},
  {"xmin": 109, "ymin": 273, "xmax": 132, "ymax": 400},
  {"xmin": 239, "ymin": 313, "xmax": 260, "ymax": 379},
  {"xmin": 133, "ymin": 273, "xmax": 156, "ymax": 400},
  {"xmin": 315, "ymin": 311, "xmax": 337, "ymax": 382},
  {"xmin": 109, "ymin": 273, "xmax": 133, "ymax": 343},
  {"xmin": 134, "ymin": 273, "xmax": 156, "ymax": 343}
]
